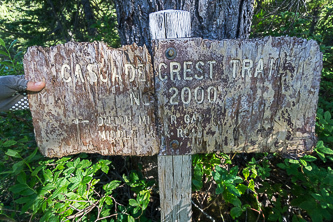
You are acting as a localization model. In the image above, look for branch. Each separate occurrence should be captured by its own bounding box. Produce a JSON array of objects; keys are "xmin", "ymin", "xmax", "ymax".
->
[
  {"xmin": 191, "ymin": 200, "xmax": 215, "ymax": 222},
  {"xmin": 66, "ymin": 201, "xmax": 98, "ymax": 220}
]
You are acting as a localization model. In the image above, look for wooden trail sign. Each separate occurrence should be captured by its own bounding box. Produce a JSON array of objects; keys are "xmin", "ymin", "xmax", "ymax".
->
[
  {"xmin": 24, "ymin": 37, "xmax": 322, "ymax": 157},
  {"xmin": 24, "ymin": 42, "xmax": 159, "ymax": 157},
  {"xmin": 153, "ymin": 37, "xmax": 322, "ymax": 155}
]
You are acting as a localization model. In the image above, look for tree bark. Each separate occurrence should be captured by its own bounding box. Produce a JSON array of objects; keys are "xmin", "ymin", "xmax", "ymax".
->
[
  {"xmin": 81, "ymin": 0, "xmax": 97, "ymax": 37},
  {"xmin": 114, "ymin": 0, "xmax": 254, "ymax": 48}
]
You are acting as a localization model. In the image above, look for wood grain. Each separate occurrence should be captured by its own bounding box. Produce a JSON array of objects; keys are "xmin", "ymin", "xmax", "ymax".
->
[
  {"xmin": 24, "ymin": 42, "xmax": 159, "ymax": 157},
  {"xmin": 150, "ymin": 10, "xmax": 193, "ymax": 222},
  {"xmin": 153, "ymin": 36, "xmax": 322, "ymax": 155}
]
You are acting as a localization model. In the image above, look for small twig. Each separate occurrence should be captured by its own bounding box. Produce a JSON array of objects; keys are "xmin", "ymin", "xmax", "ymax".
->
[
  {"xmin": 64, "ymin": 199, "xmax": 92, "ymax": 203},
  {"xmin": 0, "ymin": 208, "xmax": 31, "ymax": 215},
  {"xmin": 191, "ymin": 200, "xmax": 215, "ymax": 222},
  {"xmin": 94, "ymin": 213, "xmax": 119, "ymax": 221},
  {"xmin": 66, "ymin": 201, "xmax": 98, "ymax": 220}
]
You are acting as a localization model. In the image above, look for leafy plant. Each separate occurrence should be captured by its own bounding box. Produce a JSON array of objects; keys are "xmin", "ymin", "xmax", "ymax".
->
[{"xmin": 0, "ymin": 38, "xmax": 24, "ymax": 76}]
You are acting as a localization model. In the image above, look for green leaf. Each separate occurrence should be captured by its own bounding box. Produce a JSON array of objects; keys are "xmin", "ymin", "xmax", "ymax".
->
[
  {"xmin": 39, "ymin": 184, "xmax": 56, "ymax": 196},
  {"xmin": 43, "ymin": 169, "xmax": 53, "ymax": 182},
  {"xmin": 0, "ymin": 50, "xmax": 9, "ymax": 57},
  {"xmin": 317, "ymin": 140, "xmax": 325, "ymax": 149},
  {"xmin": 129, "ymin": 199, "xmax": 139, "ymax": 207},
  {"xmin": 215, "ymin": 184, "xmax": 224, "ymax": 195},
  {"xmin": 9, "ymin": 183, "xmax": 30, "ymax": 193},
  {"xmin": 25, "ymin": 147, "xmax": 38, "ymax": 163},
  {"xmin": 0, "ymin": 38, "xmax": 5, "ymax": 47},
  {"xmin": 192, "ymin": 179, "xmax": 203, "ymax": 190},
  {"xmin": 230, "ymin": 197, "xmax": 242, "ymax": 207},
  {"xmin": 16, "ymin": 194, "xmax": 37, "ymax": 204},
  {"xmin": 301, "ymin": 155, "xmax": 317, "ymax": 162},
  {"xmin": 212, "ymin": 171, "xmax": 221, "ymax": 182},
  {"xmin": 0, "ymin": 61, "xmax": 13, "ymax": 67},
  {"xmin": 318, "ymin": 147, "xmax": 333, "ymax": 155},
  {"xmin": 69, "ymin": 176, "xmax": 81, "ymax": 184},
  {"xmin": 324, "ymin": 111, "xmax": 331, "ymax": 121},
  {"xmin": 8, "ymin": 39, "xmax": 17, "ymax": 50},
  {"xmin": 40, "ymin": 210, "xmax": 53, "ymax": 221},
  {"xmin": 128, "ymin": 215, "xmax": 135, "ymax": 222},
  {"xmin": 21, "ymin": 195, "xmax": 38, "ymax": 213},
  {"xmin": 77, "ymin": 183, "xmax": 86, "ymax": 196},
  {"xmin": 82, "ymin": 176, "xmax": 93, "ymax": 184},
  {"xmin": 299, "ymin": 200, "xmax": 316, "ymax": 211},
  {"xmin": 300, "ymin": 159, "xmax": 307, "ymax": 167},
  {"xmin": 68, "ymin": 182, "xmax": 80, "ymax": 191},
  {"xmin": 248, "ymin": 179, "xmax": 255, "ymax": 192},
  {"xmin": 103, "ymin": 180, "xmax": 120, "ymax": 192},
  {"xmin": 17, "ymin": 172, "xmax": 27, "ymax": 184},
  {"xmin": 105, "ymin": 196, "xmax": 113, "ymax": 205},
  {"xmin": 289, "ymin": 159, "xmax": 299, "ymax": 164},
  {"xmin": 32, "ymin": 165, "xmax": 43, "ymax": 176},
  {"xmin": 309, "ymin": 210, "xmax": 323, "ymax": 222},
  {"xmin": 101, "ymin": 165, "xmax": 109, "ymax": 174},
  {"xmin": 12, "ymin": 161, "xmax": 25, "ymax": 175},
  {"xmin": 236, "ymin": 184, "xmax": 248, "ymax": 194},
  {"xmin": 243, "ymin": 168, "xmax": 250, "ymax": 180},
  {"xmin": 133, "ymin": 206, "xmax": 140, "ymax": 214},
  {"xmin": 50, "ymin": 186, "xmax": 67, "ymax": 199},
  {"xmin": 317, "ymin": 151, "xmax": 326, "ymax": 162},
  {"xmin": 277, "ymin": 163, "xmax": 286, "ymax": 169},
  {"xmin": 6, "ymin": 149, "xmax": 21, "ymax": 158},
  {"xmin": 55, "ymin": 178, "xmax": 69, "ymax": 187},
  {"xmin": 21, "ymin": 188, "xmax": 36, "ymax": 196},
  {"xmin": 101, "ymin": 209, "xmax": 111, "ymax": 217},
  {"xmin": 226, "ymin": 184, "xmax": 241, "ymax": 197},
  {"xmin": 230, "ymin": 206, "xmax": 243, "ymax": 219},
  {"xmin": 305, "ymin": 165, "xmax": 313, "ymax": 171}
]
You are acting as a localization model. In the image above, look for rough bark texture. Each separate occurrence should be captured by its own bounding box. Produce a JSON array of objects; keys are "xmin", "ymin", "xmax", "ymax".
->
[
  {"xmin": 153, "ymin": 36, "xmax": 322, "ymax": 155},
  {"xmin": 24, "ymin": 42, "xmax": 159, "ymax": 157},
  {"xmin": 114, "ymin": 0, "xmax": 254, "ymax": 49},
  {"xmin": 81, "ymin": 0, "xmax": 97, "ymax": 37}
]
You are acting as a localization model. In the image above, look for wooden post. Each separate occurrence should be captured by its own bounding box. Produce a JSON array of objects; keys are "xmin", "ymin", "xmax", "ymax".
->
[{"xmin": 149, "ymin": 10, "xmax": 192, "ymax": 221}]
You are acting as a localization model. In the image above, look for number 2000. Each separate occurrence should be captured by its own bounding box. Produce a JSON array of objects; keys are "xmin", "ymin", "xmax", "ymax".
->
[{"xmin": 168, "ymin": 86, "xmax": 217, "ymax": 105}]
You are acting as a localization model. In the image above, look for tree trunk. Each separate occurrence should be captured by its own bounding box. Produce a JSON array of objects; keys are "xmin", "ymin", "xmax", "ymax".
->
[
  {"xmin": 81, "ymin": 0, "xmax": 97, "ymax": 37},
  {"xmin": 114, "ymin": 0, "xmax": 254, "ymax": 48},
  {"xmin": 112, "ymin": 1, "xmax": 254, "ymax": 220}
]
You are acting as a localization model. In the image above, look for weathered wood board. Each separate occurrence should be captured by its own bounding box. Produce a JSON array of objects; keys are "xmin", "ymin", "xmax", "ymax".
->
[
  {"xmin": 24, "ymin": 42, "xmax": 159, "ymax": 157},
  {"xmin": 153, "ymin": 37, "xmax": 322, "ymax": 155}
]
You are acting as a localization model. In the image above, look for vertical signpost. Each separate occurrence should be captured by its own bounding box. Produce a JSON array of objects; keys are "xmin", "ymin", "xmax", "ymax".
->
[
  {"xmin": 150, "ymin": 10, "xmax": 193, "ymax": 221},
  {"xmin": 24, "ymin": 9, "xmax": 322, "ymax": 222}
]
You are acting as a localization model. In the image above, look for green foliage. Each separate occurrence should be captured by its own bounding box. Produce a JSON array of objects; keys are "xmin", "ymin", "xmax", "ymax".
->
[
  {"xmin": 0, "ymin": 38, "xmax": 24, "ymax": 76},
  {"xmin": 0, "ymin": 37, "xmax": 154, "ymax": 222},
  {"xmin": 0, "ymin": 132, "xmax": 155, "ymax": 221},
  {"xmin": 0, "ymin": 0, "xmax": 120, "ymax": 48},
  {"xmin": 193, "ymin": 150, "xmax": 333, "ymax": 221}
]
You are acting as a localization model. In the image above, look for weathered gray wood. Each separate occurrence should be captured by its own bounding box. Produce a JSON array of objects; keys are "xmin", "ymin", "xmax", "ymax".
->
[
  {"xmin": 150, "ymin": 10, "xmax": 192, "ymax": 221},
  {"xmin": 24, "ymin": 42, "xmax": 159, "ymax": 157},
  {"xmin": 153, "ymin": 37, "xmax": 322, "ymax": 155},
  {"xmin": 114, "ymin": 0, "xmax": 254, "ymax": 49},
  {"xmin": 158, "ymin": 155, "xmax": 192, "ymax": 221}
]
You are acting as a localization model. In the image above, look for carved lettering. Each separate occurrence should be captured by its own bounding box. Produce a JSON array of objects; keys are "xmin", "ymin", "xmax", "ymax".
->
[
  {"xmin": 183, "ymin": 61, "xmax": 193, "ymax": 80},
  {"xmin": 242, "ymin": 59, "xmax": 253, "ymax": 78},
  {"xmin": 170, "ymin": 62, "xmax": 181, "ymax": 81},
  {"xmin": 195, "ymin": 61, "xmax": 204, "ymax": 80},
  {"xmin": 159, "ymin": 63, "xmax": 168, "ymax": 81},
  {"xmin": 61, "ymin": 64, "xmax": 71, "ymax": 82}
]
